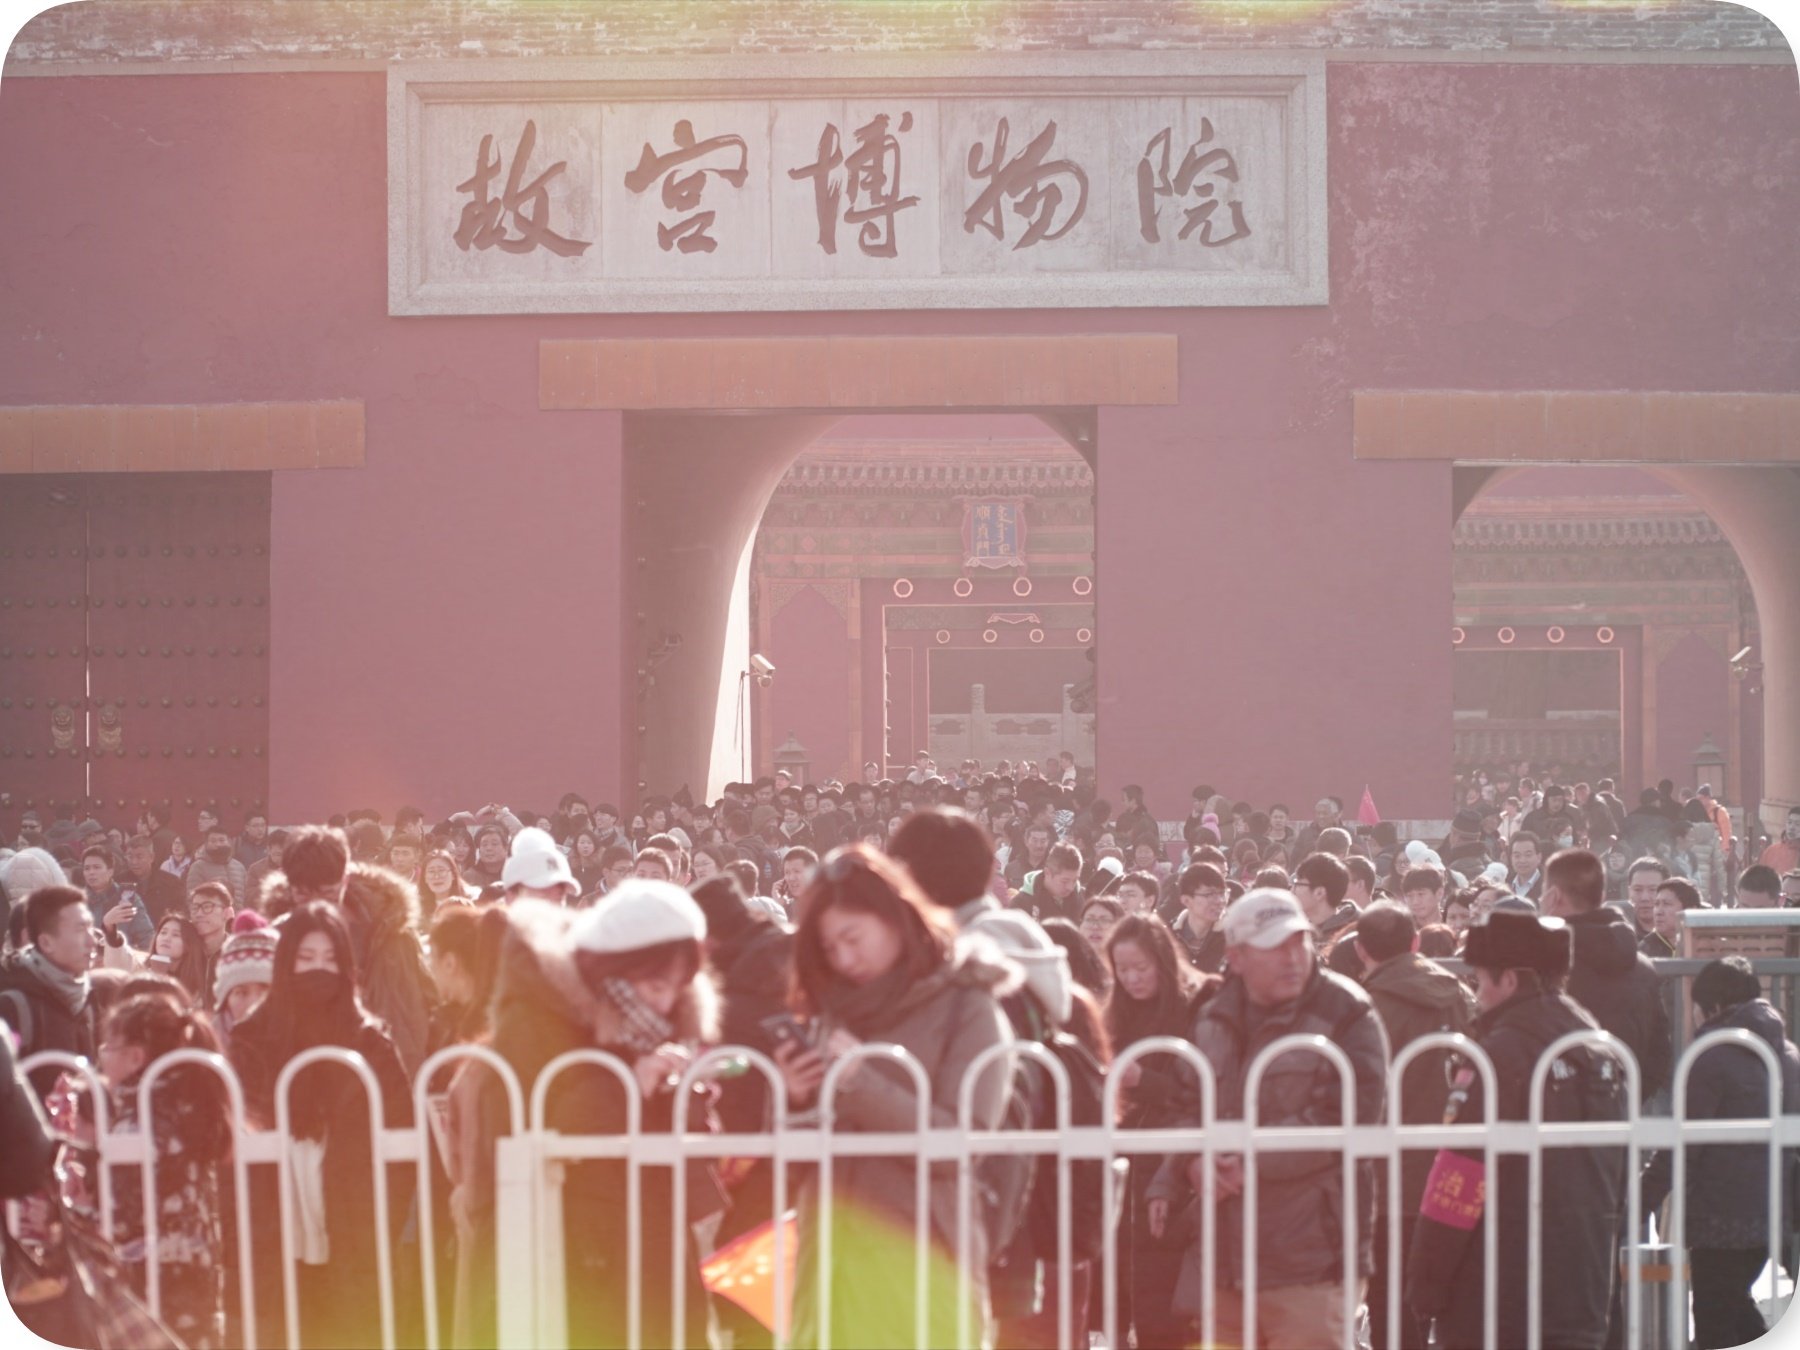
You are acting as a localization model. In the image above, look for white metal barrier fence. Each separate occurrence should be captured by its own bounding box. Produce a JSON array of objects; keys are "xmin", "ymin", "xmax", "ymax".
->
[{"xmin": 22, "ymin": 1028, "xmax": 1800, "ymax": 1350}]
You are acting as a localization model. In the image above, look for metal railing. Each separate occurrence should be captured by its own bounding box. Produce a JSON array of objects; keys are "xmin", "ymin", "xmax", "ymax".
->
[{"xmin": 22, "ymin": 1024, "xmax": 1800, "ymax": 1350}]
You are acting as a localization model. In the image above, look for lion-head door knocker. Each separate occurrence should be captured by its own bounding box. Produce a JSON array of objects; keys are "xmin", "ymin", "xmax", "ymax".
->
[
  {"xmin": 49, "ymin": 703, "xmax": 76, "ymax": 752},
  {"xmin": 98, "ymin": 703, "xmax": 124, "ymax": 754}
]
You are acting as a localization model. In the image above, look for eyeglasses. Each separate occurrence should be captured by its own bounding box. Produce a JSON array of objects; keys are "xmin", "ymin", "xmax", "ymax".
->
[{"xmin": 189, "ymin": 901, "xmax": 226, "ymax": 918}]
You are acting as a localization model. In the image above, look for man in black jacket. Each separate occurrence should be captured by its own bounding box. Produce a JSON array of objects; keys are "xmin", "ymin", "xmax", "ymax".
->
[
  {"xmin": 1406, "ymin": 910, "xmax": 1627, "ymax": 1350},
  {"xmin": 1541, "ymin": 848, "xmax": 1672, "ymax": 1105},
  {"xmin": 0, "ymin": 887, "xmax": 97, "ymax": 1098}
]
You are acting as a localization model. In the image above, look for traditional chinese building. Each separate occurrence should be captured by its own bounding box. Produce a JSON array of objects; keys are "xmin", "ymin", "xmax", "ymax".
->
[
  {"xmin": 749, "ymin": 416, "xmax": 1096, "ymax": 782},
  {"xmin": 2, "ymin": 1, "xmax": 1798, "ymax": 843}
]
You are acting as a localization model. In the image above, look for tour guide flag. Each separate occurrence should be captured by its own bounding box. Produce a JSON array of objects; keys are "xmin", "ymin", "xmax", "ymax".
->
[
  {"xmin": 1358, "ymin": 785, "xmax": 1381, "ymax": 827},
  {"xmin": 701, "ymin": 1211, "xmax": 798, "ymax": 1337}
]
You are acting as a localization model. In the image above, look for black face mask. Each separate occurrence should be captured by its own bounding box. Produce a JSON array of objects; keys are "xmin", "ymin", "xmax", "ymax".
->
[{"xmin": 289, "ymin": 968, "xmax": 346, "ymax": 1007}]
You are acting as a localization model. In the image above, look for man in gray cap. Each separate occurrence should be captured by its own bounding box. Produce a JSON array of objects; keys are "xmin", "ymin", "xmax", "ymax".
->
[
  {"xmin": 1147, "ymin": 888, "xmax": 1389, "ymax": 1349},
  {"xmin": 1406, "ymin": 910, "xmax": 1627, "ymax": 1350}
]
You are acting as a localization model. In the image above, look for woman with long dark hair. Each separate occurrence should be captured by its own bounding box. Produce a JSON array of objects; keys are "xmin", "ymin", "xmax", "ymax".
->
[
  {"xmin": 777, "ymin": 845, "xmax": 1018, "ymax": 1350},
  {"xmin": 1103, "ymin": 913, "xmax": 1220, "ymax": 1350},
  {"xmin": 227, "ymin": 901, "xmax": 414, "ymax": 1350},
  {"xmin": 145, "ymin": 912, "xmax": 209, "ymax": 1002},
  {"xmin": 418, "ymin": 849, "xmax": 475, "ymax": 917}
]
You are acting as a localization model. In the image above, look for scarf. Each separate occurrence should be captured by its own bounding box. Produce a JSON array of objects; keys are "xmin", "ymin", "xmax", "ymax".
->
[
  {"xmin": 603, "ymin": 977, "xmax": 675, "ymax": 1055},
  {"xmin": 821, "ymin": 963, "xmax": 919, "ymax": 1038},
  {"xmin": 20, "ymin": 946, "xmax": 89, "ymax": 1017}
]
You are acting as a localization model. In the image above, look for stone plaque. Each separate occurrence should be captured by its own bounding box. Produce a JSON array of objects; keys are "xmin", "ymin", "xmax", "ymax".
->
[{"xmin": 389, "ymin": 55, "xmax": 1326, "ymax": 314}]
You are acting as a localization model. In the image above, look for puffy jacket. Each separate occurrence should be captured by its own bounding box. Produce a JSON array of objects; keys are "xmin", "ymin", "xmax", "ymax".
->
[
  {"xmin": 483, "ymin": 901, "xmax": 722, "ymax": 1350},
  {"xmin": 1148, "ymin": 965, "xmax": 1390, "ymax": 1292},
  {"xmin": 0, "ymin": 949, "xmax": 95, "ymax": 1097},
  {"xmin": 1564, "ymin": 906, "xmax": 1672, "ymax": 1103},
  {"xmin": 1644, "ymin": 997, "xmax": 1800, "ymax": 1250},
  {"xmin": 796, "ymin": 943, "xmax": 1019, "ymax": 1350},
  {"xmin": 710, "ymin": 917, "xmax": 794, "ymax": 1135},
  {"xmin": 1361, "ymin": 952, "xmax": 1476, "ymax": 1212},
  {"xmin": 0, "ymin": 1025, "xmax": 57, "ymax": 1198},
  {"xmin": 1406, "ymin": 986, "xmax": 1626, "ymax": 1350}
]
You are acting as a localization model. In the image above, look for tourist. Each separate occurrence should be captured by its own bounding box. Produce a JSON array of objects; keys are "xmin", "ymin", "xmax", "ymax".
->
[
  {"xmin": 228, "ymin": 901, "xmax": 415, "ymax": 1350},
  {"xmin": 776, "ymin": 846, "xmax": 1017, "ymax": 1349},
  {"xmin": 83, "ymin": 844, "xmax": 154, "ymax": 953},
  {"xmin": 1078, "ymin": 895, "xmax": 1124, "ymax": 951},
  {"xmin": 97, "ymin": 992, "xmax": 231, "ymax": 1349},
  {"xmin": 1541, "ymin": 848, "xmax": 1672, "ymax": 1104},
  {"xmin": 265, "ymin": 825, "xmax": 435, "ymax": 1078},
  {"xmin": 1170, "ymin": 862, "xmax": 1230, "ymax": 974},
  {"xmin": 0, "ymin": 886, "xmax": 97, "ymax": 1095},
  {"xmin": 419, "ymin": 848, "xmax": 476, "ymax": 914},
  {"xmin": 185, "ymin": 825, "xmax": 249, "ymax": 906},
  {"xmin": 1104, "ymin": 913, "xmax": 1219, "ymax": 1348},
  {"xmin": 1147, "ymin": 889, "xmax": 1388, "ymax": 1349},
  {"xmin": 485, "ymin": 881, "xmax": 721, "ymax": 1348},
  {"xmin": 1354, "ymin": 901, "xmax": 1475, "ymax": 1350},
  {"xmin": 1408, "ymin": 910, "xmax": 1627, "ymax": 1350},
  {"xmin": 1644, "ymin": 956, "xmax": 1800, "ymax": 1350}
]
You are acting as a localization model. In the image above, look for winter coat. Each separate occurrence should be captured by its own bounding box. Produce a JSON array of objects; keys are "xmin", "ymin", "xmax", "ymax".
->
[
  {"xmin": 124, "ymin": 865, "xmax": 188, "ymax": 926},
  {"xmin": 1361, "ymin": 952, "xmax": 1477, "ymax": 1213},
  {"xmin": 482, "ymin": 900, "xmax": 723, "ymax": 1350},
  {"xmin": 1564, "ymin": 907, "xmax": 1673, "ymax": 1103},
  {"xmin": 87, "ymin": 882, "xmax": 154, "ymax": 951},
  {"xmin": 1171, "ymin": 913, "xmax": 1228, "ymax": 975},
  {"xmin": 227, "ymin": 1011, "xmax": 415, "ymax": 1350},
  {"xmin": 0, "ymin": 949, "xmax": 95, "ymax": 1097},
  {"xmin": 1109, "ymin": 979, "xmax": 1220, "ymax": 1346},
  {"xmin": 0, "ymin": 1025, "xmax": 57, "ymax": 1198},
  {"xmin": 1643, "ymin": 998, "xmax": 1800, "ymax": 1250},
  {"xmin": 185, "ymin": 854, "xmax": 248, "ymax": 906},
  {"xmin": 1148, "ymin": 965, "xmax": 1390, "ymax": 1294},
  {"xmin": 1406, "ymin": 986, "xmax": 1626, "ymax": 1350},
  {"xmin": 259, "ymin": 864, "xmax": 437, "ymax": 1077},
  {"xmin": 710, "ymin": 918, "xmax": 794, "ymax": 1136},
  {"xmin": 106, "ymin": 1063, "xmax": 230, "ymax": 1349},
  {"xmin": 793, "ymin": 943, "xmax": 1019, "ymax": 1350}
]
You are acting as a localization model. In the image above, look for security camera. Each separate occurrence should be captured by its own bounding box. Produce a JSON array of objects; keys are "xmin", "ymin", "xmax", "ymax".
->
[{"xmin": 749, "ymin": 654, "xmax": 776, "ymax": 678}]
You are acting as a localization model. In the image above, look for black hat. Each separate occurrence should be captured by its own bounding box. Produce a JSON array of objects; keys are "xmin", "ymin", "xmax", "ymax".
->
[
  {"xmin": 1452, "ymin": 808, "xmax": 1483, "ymax": 834},
  {"xmin": 1463, "ymin": 910, "xmax": 1572, "ymax": 978}
]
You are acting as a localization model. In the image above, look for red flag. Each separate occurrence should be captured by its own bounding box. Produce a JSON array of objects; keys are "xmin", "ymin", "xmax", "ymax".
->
[
  {"xmin": 701, "ymin": 1212, "xmax": 798, "ymax": 1338},
  {"xmin": 1357, "ymin": 785, "xmax": 1381, "ymax": 826}
]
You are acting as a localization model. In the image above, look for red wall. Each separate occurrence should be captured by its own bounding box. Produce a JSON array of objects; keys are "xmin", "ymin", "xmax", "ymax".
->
[{"xmin": 2, "ymin": 64, "xmax": 1795, "ymax": 820}]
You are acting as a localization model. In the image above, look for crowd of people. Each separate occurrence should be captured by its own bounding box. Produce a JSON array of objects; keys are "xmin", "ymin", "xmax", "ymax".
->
[{"xmin": 1, "ymin": 762, "xmax": 1798, "ymax": 1350}]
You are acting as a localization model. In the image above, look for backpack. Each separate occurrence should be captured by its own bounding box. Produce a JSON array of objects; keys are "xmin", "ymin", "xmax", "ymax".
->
[{"xmin": 985, "ymin": 992, "xmax": 1110, "ymax": 1319}]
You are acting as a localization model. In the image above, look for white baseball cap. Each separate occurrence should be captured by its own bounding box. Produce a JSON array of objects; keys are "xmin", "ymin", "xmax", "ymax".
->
[{"xmin": 1222, "ymin": 888, "xmax": 1313, "ymax": 950}]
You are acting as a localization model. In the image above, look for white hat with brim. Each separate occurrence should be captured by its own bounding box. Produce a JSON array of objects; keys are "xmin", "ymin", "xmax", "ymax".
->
[{"xmin": 1222, "ymin": 887, "xmax": 1313, "ymax": 950}]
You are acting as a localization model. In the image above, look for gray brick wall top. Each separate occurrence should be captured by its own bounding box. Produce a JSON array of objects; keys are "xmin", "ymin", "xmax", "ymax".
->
[{"xmin": 6, "ymin": 0, "xmax": 1789, "ymax": 66}]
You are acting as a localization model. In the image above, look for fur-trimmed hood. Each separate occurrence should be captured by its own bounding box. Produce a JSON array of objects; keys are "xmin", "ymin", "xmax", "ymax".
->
[
  {"xmin": 494, "ymin": 899, "xmax": 719, "ymax": 1050},
  {"xmin": 258, "ymin": 861, "xmax": 421, "ymax": 934}
]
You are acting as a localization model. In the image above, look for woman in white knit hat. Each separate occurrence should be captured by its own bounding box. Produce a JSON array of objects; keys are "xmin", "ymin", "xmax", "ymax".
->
[{"xmin": 477, "ymin": 880, "xmax": 722, "ymax": 1349}]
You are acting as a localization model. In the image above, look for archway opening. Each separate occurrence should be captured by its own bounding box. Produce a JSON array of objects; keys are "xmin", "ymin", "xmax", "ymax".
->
[
  {"xmin": 747, "ymin": 413, "xmax": 1096, "ymax": 789},
  {"xmin": 1454, "ymin": 465, "xmax": 1763, "ymax": 859}
]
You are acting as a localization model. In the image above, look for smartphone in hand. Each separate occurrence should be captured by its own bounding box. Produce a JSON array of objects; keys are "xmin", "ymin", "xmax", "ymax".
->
[{"xmin": 760, "ymin": 1013, "xmax": 814, "ymax": 1052}]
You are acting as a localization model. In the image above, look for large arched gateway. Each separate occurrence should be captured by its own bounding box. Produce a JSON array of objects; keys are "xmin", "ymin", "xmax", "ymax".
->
[{"xmin": 1, "ymin": 1, "xmax": 1795, "ymax": 839}]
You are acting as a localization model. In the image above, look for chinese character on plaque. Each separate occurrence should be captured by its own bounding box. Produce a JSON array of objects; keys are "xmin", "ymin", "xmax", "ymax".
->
[{"xmin": 962, "ymin": 499, "xmax": 1027, "ymax": 570}]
